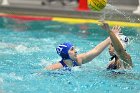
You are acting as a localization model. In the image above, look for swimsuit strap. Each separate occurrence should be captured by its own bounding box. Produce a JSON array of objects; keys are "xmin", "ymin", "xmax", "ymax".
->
[
  {"xmin": 60, "ymin": 59, "xmax": 68, "ymax": 68},
  {"xmin": 59, "ymin": 60, "xmax": 78, "ymax": 67},
  {"xmin": 109, "ymin": 50, "xmax": 126, "ymax": 61},
  {"xmin": 72, "ymin": 61, "xmax": 78, "ymax": 66},
  {"xmin": 107, "ymin": 55, "xmax": 118, "ymax": 70},
  {"xmin": 109, "ymin": 54, "xmax": 117, "ymax": 61}
]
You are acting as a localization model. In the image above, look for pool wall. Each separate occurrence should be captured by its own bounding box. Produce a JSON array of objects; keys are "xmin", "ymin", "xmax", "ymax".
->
[{"xmin": 0, "ymin": 0, "xmax": 140, "ymax": 27}]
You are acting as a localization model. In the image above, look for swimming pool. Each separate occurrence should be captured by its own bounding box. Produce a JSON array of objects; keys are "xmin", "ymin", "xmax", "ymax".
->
[{"xmin": 0, "ymin": 17, "xmax": 140, "ymax": 93}]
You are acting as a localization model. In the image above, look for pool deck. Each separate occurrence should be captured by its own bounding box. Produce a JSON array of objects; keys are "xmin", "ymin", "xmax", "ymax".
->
[{"xmin": 0, "ymin": 2, "xmax": 140, "ymax": 25}]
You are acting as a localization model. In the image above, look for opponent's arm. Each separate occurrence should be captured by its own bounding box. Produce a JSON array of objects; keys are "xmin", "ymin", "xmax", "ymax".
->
[
  {"xmin": 78, "ymin": 37, "xmax": 110, "ymax": 64},
  {"xmin": 102, "ymin": 23, "xmax": 132, "ymax": 68}
]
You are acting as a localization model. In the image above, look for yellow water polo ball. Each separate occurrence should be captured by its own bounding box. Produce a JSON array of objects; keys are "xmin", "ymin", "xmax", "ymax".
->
[{"xmin": 88, "ymin": 0, "xmax": 107, "ymax": 11}]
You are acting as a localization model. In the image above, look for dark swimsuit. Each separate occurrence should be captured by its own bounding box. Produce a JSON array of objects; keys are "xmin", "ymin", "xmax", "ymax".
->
[
  {"xmin": 59, "ymin": 59, "xmax": 78, "ymax": 71},
  {"xmin": 107, "ymin": 55, "xmax": 118, "ymax": 70},
  {"xmin": 107, "ymin": 50, "xmax": 127, "ymax": 70},
  {"xmin": 107, "ymin": 55, "xmax": 126, "ymax": 74}
]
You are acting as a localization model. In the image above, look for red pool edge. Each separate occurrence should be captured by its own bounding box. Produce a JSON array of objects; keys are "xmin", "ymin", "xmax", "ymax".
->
[{"xmin": 0, "ymin": 14, "xmax": 53, "ymax": 21}]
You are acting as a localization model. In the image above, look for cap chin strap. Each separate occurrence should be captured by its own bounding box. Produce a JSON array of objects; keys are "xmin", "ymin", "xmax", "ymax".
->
[
  {"xmin": 62, "ymin": 56, "xmax": 73, "ymax": 61},
  {"xmin": 62, "ymin": 55, "xmax": 76, "ymax": 64}
]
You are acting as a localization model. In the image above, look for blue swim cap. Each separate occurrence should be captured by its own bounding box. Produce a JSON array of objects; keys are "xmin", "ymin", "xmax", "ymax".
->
[{"xmin": 56, "ymin": 42, "xmax": 73, "ymax": 60}]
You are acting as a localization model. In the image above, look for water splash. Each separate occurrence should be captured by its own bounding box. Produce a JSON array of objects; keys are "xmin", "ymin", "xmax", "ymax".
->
[
  {"xmin": 106, "ymin": 4, "xmax": 128, "ymax": 17},
  {"xmin": 100, "ymin": 4, "xmax": 132, "ymax": 22}
]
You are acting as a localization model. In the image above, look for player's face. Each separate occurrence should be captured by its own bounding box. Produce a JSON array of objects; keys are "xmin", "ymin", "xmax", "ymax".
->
[
  {"xmin": 68, "ymin": 46, "xmax": 77, "ymax": 60},
  {"xmin": 108, "ymin": 43, "xmax": 115, "ymax": 56}
]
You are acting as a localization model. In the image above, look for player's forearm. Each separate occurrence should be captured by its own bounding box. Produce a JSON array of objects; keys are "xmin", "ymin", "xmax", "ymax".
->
[
  {"xmin": 94, "ymin": 37, "xmax": 110, "ymax": 53},
  {"xmin": 81, "ymin": 37, "xmax": 110, "ymax": 63},
  {"xmin": 109, "ymin": 31, "xmax": 124, "ymax": 53}
]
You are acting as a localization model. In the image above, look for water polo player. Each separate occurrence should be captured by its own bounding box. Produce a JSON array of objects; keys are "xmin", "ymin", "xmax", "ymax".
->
[
  {"xmin": 101, "ymin": 22, "xmax": 133, "ymax": 70},
  {"xmin": 45, "ymin": 23, "xmax": 121, "ymax": 70}
]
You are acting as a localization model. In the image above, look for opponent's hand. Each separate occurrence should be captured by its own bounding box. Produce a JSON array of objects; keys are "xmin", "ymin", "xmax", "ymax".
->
[
  {"xmin": 111, "ymin": 25, "xmax": 121, "ymax": 35},
  {"xmin": 99, "ymin": 21, "xmax": 110, "ymax": 32},
  {"xmin": 99, "ymin": 20, "xmax": 121, "ymax": 34}
]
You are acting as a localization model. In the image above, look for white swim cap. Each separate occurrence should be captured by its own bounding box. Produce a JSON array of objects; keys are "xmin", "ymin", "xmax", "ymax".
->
[{"xmin": 117, "ymin": 34, "xmax": 129, "ymax": 49}]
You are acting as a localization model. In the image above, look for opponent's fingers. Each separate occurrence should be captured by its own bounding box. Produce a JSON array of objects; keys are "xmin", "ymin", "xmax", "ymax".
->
[
  {"xmin": 99, "ymin": 20, "xmax": 108, "ymax": 26},
  {"xmin": 99, "ymin": 20, "xmax": 105, "ymax": 23},
  {"xmin": 115, "ymin": 25, "xmax": 120, "ymax": 29},
  {"xmin": 113, "ymin": 25, "xmax": 118, "ymax": 29},
  {"xmin": 118, "ymin": 26, "xmax": 121, "ymax": 32},
  {"xmin": 112, "ymin": 25, "xmax": 121, "ymax": 30},
  {"xmin": 112, "ymin": 26, "xmax": 116, "ymax": 30},
  {"xmin": 115, "ymin": 26, "xmax": 121, "ymax": 33}
]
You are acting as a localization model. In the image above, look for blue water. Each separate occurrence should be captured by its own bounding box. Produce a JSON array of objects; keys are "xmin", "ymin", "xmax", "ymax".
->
[{"xmin": 0, "ymin": 17, "xmax": 140, "ymax": 93}]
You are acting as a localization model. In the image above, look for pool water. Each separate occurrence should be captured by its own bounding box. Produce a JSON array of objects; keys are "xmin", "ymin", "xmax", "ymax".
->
[{"xmin": 0, "ymin": 17, "xmax": 140, "ymax": 93}]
